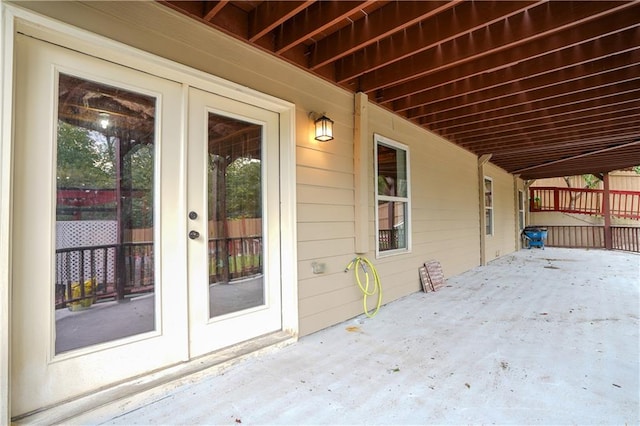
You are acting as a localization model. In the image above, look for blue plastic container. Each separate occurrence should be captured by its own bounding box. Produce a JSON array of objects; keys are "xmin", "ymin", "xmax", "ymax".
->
[{"xmin": 523, "ymin": 226, "xmax": 548, "ymax": 249}]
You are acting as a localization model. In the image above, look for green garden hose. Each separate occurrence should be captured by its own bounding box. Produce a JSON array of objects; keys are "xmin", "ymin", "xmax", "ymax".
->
[{"xmin": 345, "ymin": 256, "xmax": 383, "ymax": 318}]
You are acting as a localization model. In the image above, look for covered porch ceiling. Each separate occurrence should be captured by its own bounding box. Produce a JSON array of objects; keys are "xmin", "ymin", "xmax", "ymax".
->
[{"xmin": 161, "ymin": 0, "xmax": 640, "ymax": 180}]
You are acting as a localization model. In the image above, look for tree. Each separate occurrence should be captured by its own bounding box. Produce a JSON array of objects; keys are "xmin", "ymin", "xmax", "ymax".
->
[
  {"xmin": 56, "ymin": 121, "xmax": 113, "ymax": 189},
  {"xmin": 56, "ymin": 121, "xmax": 154, "ymax": 227},
  {"xmin": 225, "ymin": 158, "xmax": 261, "ymax": 219}
]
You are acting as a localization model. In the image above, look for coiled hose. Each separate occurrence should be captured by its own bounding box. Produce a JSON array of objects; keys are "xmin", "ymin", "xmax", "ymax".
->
[{"xmin": 344, "ymin": 256, "xmax": 383, "ymax": 318}]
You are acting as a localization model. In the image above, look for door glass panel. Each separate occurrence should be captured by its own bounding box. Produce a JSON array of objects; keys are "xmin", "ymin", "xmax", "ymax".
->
[
  {"xmin": 55, "ymin": 73, "xmax": 156, "ymax": 353},
  {"xmin": 207, "ymin": 112, "xmax": 264, "ymax": 318}
]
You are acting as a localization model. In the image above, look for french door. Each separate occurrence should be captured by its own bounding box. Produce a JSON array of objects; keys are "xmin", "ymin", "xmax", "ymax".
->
[
  {"xmin": 187, "ymin": 88, "xmax": 281, "ymax": 357},
  {"xmin": 11, "ymin": 35, "xmax": 282, "ymax": 417}
]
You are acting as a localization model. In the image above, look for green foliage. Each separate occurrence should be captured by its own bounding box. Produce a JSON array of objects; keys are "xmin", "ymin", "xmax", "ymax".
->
[
  {"xmin": 225, "ymin": 158, "xmax": 261, "ymax": 219},
  {"xmin": 634, "ymin": 165, "xmax": 640, "ymax": 174},
  {"xmin": 126, "ymin": 144, "xmax": 154, "ymax": 228},
  {"xmin": 582, "ymin": 174, "xmax": 601, "ymax": 189},
  {"xmin": 56, "ymin": 121, "xmax": 154, "ymax": 228},
  {"xmin": 56, "ymin": 121, "xmax": 113, "ymax": 188}
]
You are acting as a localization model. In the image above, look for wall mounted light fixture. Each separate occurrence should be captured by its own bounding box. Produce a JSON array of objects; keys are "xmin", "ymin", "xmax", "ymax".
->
[
  {"xmin": 98, "ymin": 112, "xmax": 110, "ymax": 130},
  {"xmin": 311, "ymin": 113, "xmax": 334, "ymax": 142}
]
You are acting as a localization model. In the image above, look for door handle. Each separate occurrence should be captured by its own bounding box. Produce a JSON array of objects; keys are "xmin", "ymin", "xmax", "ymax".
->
[{"xmin": 189, "ymin": 230, "xmax": 200, "ymax": 240}]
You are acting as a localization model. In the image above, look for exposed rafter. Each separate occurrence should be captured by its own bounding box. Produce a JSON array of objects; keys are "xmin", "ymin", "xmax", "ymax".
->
[{"xmin": 161, "ymin": 0, "xmax": 640, "ymax": 179}]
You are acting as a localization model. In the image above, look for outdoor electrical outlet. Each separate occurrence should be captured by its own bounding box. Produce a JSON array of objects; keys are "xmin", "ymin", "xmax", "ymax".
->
[{"xmin": 311, "ymin": 261, "xmax": 326, "ymax": 274}]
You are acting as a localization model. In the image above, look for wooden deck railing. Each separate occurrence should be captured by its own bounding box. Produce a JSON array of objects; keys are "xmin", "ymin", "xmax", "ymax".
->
[
  {"xmin": 612, "ymin": 226, "xmax": 640, "ymax": 253},
  {"xmin": 208, "ymin": 236, "xmax": 262, "ymax": 283},
  {"xmin": 55, "ymin": 242, "xmax": 154, "ymax": 309},
  {"xmin": 541, "ymin": 225, "xmax": 639, "ymax": 253},
  {"xmin": 530, "ymin": 187, "xmax": 640, "ymax": 219},
  {"xmin": 56, "ymin": 236, "xmax": 263, "ymax": 309},
  {"xmin": 543, "ymin": 226, "xmax": 605, "ymax": 249}
]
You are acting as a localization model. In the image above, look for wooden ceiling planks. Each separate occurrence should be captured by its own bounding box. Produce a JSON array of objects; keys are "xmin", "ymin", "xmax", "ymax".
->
[{"xmin": 161, "ymin": 0, "xmax": 640, "ymax": 179}]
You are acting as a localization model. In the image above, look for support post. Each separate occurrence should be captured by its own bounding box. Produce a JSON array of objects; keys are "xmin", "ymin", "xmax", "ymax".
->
[
  {"xmin": 603, "ymin": 172, "xmax": 613, "ymax": 249},
  {"xmin": 354, "ymin": 92, "xmax": 369, "ymax": 254},
  {"xmin": 513, "ymin": 175, "xmax": 522, "ymax": 249},
  {"xmin": 115, "ymin": 134, "xmax": 127, "ymax": 301}
]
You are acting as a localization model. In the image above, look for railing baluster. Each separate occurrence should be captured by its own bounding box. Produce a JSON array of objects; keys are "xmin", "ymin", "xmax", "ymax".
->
[
  {"xmin": 55, "ymin": 242, "xmax": 155, "ymax": 309},
  {"xmin": 102, "ymin": 247, "xmax": 108, "ymax": 292},
  {"xmin": 79, "ymin": 249, "xmax": 85, "ymax": 300},
  {"xmin": 543, "ymin": 225, "xmax": 638, "ymax": 252}
]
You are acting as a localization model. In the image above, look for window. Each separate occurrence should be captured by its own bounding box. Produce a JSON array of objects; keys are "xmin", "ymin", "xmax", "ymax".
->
[
  {"xmin": 518, "ymin": 189, "xmax": 525, "ymax": 230},
  {"xmin": 375, "ymin": 134, "xmax": 410, "ymax": 255},
  {"xmin": 484, "ymin": 177, "xmax": 493, "ymax": 235}
]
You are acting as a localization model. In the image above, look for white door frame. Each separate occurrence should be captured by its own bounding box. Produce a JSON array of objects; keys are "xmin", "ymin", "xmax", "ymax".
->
[{"xmin": 0, "ymin": 4, "xmax": 298, "ymax": 422}]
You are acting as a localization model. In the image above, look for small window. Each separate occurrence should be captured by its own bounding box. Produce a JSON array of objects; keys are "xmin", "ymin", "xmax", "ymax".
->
[
  {"xmin": 484, "ymin": 177, "xmax": 493, "ymax": 236},
  {"xmin": 375, "ymin": 134, "xmax": 410, "ymax": 255},
  {"xmin": 518, "ymin": 190, "xmax": 525, "ymax": 230}
]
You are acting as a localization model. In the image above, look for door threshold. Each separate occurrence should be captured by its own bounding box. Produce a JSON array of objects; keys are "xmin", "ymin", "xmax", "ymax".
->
[{"xmin": 13, "ymin": 331, "xmax": 296, "ymax": 425}]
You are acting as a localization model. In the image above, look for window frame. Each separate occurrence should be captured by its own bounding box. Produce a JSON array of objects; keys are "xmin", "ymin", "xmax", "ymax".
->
[
  {"xmin": 484, "ymin": 177, "xmax": 494, "ymax": 236},
  {"xmin": 374, "ymin": 133, "xmax": 411, "ymax": 258},
  {"xmin": 518, "ymin": 189, "xmax": 525, "ymax": 230}
]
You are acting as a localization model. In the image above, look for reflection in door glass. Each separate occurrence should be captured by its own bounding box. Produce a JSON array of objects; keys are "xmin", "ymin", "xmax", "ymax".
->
[
  {"xmin": 207, "ymin": 112, "xmax": 265, "ymax": 317},
  {"xmin": 55, "ymin": 74, "xmax": 156, "ymax": 353}
]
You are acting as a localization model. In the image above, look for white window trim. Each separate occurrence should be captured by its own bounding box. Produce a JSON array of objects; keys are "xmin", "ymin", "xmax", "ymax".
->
[
  {"xmin": 484, "ymin": 176, "xmax": 494, "ymax": 236},
  {"xmin": 518, "ymin": 189, "xmax": 525, "ymax": 230},
  {"xmin": 374, "ymin": 133, "xmax": 411, "ymax": 258}
]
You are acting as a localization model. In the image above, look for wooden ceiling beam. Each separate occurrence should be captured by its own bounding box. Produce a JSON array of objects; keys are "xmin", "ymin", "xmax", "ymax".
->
[
  {"xmin": 357, "ymin": 1, "xmax": 635, "ymax": 93},
  {"xmin": 160, "ymin": 0, "xmax": 640, "ymax": 180},
  {"xmin": 309, "ymin": 0, "xmax": 455, "ymax": 70},
  {"xmin": 511, "ymin": 140, "xmax": 640, "ymax": 175},
  {"xmin": 249, "ymin": 1, "xmax": 313, "ymax": 42},
  {"xmin": 397, "ymin": 50, "xmax": 640, "ymax": 115},
  {"xmin": 274, "ymin": 1, "xmax": 376, "ymax": 55},
  {"xmin": 483, "ymin": 134, "xmax": 640, "ymax": 159},
  {"xmin": 377, "ymin": 15, "xmax": 639, "ymax": 104},
  {"xmin": 405, "ymin": 64, "xmax": 640, "ymax": 119},
  {"xmin": 471, "ymin": 125, "xmax": 640, "ymax": 158},
  {"xmin": 515, "ymin": 150, "xmax": 640, "ymax": 169},
  {"xmin": 409, "ymin": 66, "xmax": 639, "ymax": 123},
  {"xmin": 451, "ymin": 105, "xmax": 640, "ymax": 143},
  {"xmin": 164, "ymin": 0, "xmax": 249, "ymax": 39},
  {"xmin": 203, "ymin": 1, "xmax": 229, "ymax": 22},
  {"xmin": 334, "ymin": 0, "xmax": 538, "ymax": 84},
  {"xmin": 427, "ymin": 83, "xmax": 640, "ymax": 132},
  {"xmin": 455, "ymin": 108, "xmax": 640, "ymax": 146},
  {"xmin": 432, "ymin": 97, "xmax": 640, "ymax": 138},
  {"xmin": 437, "ymin": 121, "xmax": 640, "ymax": 154}
]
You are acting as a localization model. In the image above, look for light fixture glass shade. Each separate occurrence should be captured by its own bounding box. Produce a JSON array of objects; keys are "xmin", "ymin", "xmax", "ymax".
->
[
  {"xmin": 98, "ymin": 112, "xmax": 110, "ymax": 129},
  {"xmin": 314, "ymin": 115, "xmax": 334, "ymax": 141}
]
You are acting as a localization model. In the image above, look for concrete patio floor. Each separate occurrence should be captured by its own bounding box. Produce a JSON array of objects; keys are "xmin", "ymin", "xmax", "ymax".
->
[{"xmin": 72, "ymin": 248, "xmax": 638, "ymax": 425}]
